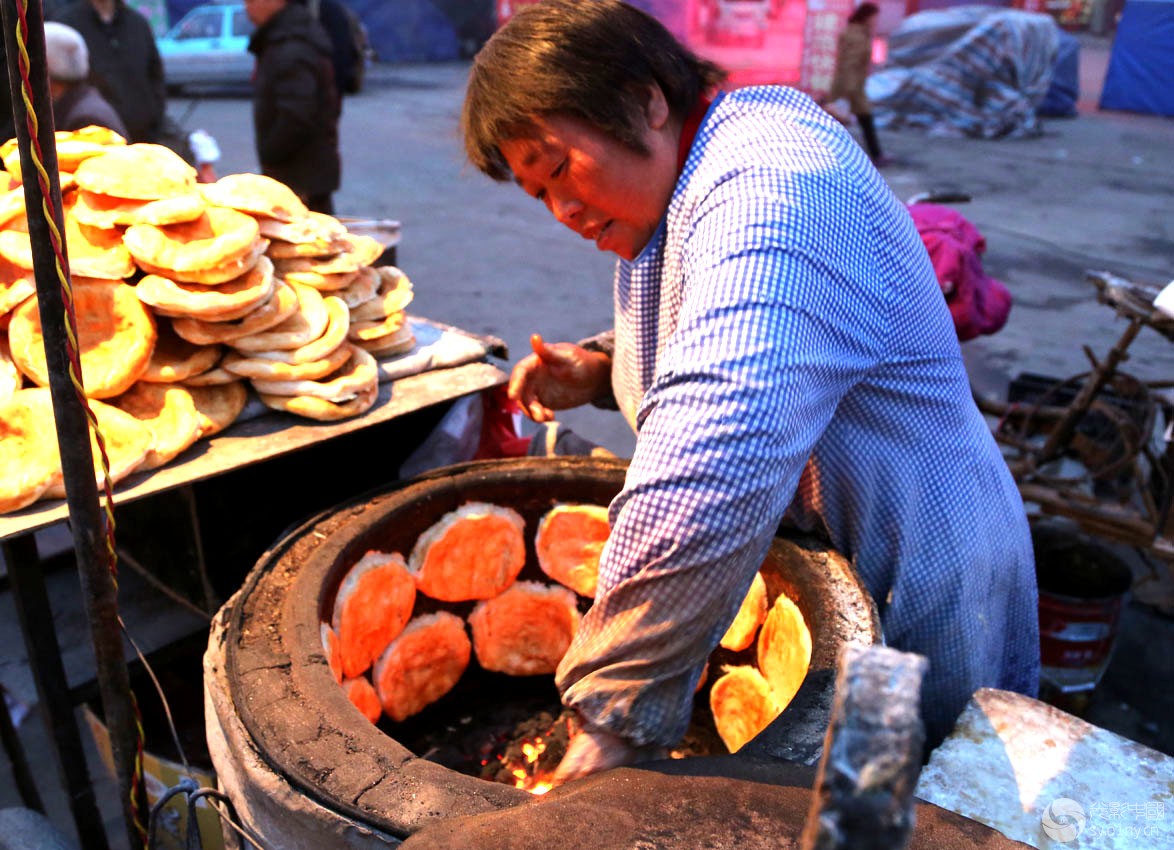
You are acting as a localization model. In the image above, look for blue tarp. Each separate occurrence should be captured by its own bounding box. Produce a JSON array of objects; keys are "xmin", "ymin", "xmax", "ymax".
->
[
  {"xmin": 1038, "ymin": 28, "xmax": 1079, "ymax": 117},
  {"xmin": 1099, "ymin": 0, "xmax": 1174, "ymax": 116}
]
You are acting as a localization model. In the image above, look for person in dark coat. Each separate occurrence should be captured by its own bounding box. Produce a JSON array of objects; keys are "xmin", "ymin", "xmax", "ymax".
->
[
  {"xmin": 51, "ymin": 0, "xmax": 166, "ymax": 143},
  {"xmin": 245, "ymin": 0, "xmax": 342, "ymax": 214},
  {"xmin": 43, "ymin": 21, "xmax": 129, "ymax": 136}
]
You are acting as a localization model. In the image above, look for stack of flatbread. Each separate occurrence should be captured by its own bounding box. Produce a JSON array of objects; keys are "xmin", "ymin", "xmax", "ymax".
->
[{"xmin": 0, "ymin": 128, "xmax": 413, "ymax": 514}]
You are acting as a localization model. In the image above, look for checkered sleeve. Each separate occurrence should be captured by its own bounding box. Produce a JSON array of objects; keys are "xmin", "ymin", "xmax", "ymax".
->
[{"xmin": 556, "ymin": 160, "xmax": 887, "ymax": 746}]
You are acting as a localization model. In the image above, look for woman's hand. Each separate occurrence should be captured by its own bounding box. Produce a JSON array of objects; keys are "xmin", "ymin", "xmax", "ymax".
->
[
  {"xmin": 550, "ymin": 725, "xmax": 650, "ymax": 787},
  {"xmin": 508, "ymin": 334, "xmax": 611, "ymax": 423}
]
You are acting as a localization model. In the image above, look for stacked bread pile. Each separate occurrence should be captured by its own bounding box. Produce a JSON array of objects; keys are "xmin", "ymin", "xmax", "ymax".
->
[{"xmin": 0, "ymin": 127, "xmax": 414, "ymax": 515}]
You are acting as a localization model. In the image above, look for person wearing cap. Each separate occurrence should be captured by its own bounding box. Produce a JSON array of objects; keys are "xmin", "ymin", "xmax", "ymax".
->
[
  {"xmin": 43, "ymin": 21, "xmax": 128, "ymax": 137},
  {"xmin": 462, "ymin": 0, "xmax": 1038, "ymax": 784}
]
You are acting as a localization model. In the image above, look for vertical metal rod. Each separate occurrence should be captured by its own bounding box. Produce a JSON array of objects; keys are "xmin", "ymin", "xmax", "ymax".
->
[
  {"xmin": 0, "ymin": 4, "xmax": 142, "ymax": 848},
  {"xmin": 3, "ymin": 535, "xmax": 106, "ymax": 846},
  {"xmin": 0, "ymin": 677, "xmax": 45, "ymax": 812}
]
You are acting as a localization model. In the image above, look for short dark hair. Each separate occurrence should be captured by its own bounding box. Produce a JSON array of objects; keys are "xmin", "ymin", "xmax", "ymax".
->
[
  {"xmin": 461, "ymin": 0, "xmax": 727, "ymax": 181},
  {"xmin": 847, "ymin": 2, "xmax": 880, "ymax": 24}
]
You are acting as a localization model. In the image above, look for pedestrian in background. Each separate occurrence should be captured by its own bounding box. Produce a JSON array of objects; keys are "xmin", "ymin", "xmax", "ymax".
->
[
  {"xmin": 42, "ymin": 21, "xmax": 128, "ymax": 136},
  {"xmin": 245, "ymin": 0, "xmax": 341, "ymax": 213},
  {"xmin": 821, "ymin": 2, "xmax": 887, "ymax": 165},
  {"xmin": 51, "ymin": 0, "xmax": 166, "ymax": 144}
]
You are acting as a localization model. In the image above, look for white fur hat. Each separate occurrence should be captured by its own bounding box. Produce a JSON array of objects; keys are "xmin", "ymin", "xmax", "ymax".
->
[{"xmin": 43, "ymin": 22, "xmax": 89, "ymax": 83}]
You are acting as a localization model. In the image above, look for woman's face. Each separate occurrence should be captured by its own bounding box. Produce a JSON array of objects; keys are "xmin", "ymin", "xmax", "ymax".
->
[{"xmin": 498, "ymin": 93, "xmax": 679, "ymax": 261}]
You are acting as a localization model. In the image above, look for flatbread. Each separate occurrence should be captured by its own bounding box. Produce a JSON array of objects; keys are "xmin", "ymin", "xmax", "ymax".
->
[
  {"xmin": 331, "ymin": 550, "xmax": 417, "ymax": 679},
  {"xmin": 73, "ymin": 142, "xmax": 197, "ymax": 200},
  {"xmin": 468, "ymin": 581, "xmax": 581, "ymax": 676},
  {"xmin": 256, "ymin": 210, "xmax": 347, "ymax": 244},
  {"xmin": 535, "ymin": 503, "xmax": 610, "ymax": 598},
  {"xmin": 371, "ymin": 612, "xmax": 471, "ymax": 722},
  {"xmin": 756, "ymin": 594, "xmax": 812, "ymax": 712},
  {"xmin": 321, "ymin": 623, "xmax": 344, "ymax": 684},
  {"xmin": 134, "ymin": 238, "xmax": 270, "ymax": 286},
  {"xmin": 343, "ymin": 676, "xmax": 382, "ymax": 724},
  {"xmin": 349, "ymin": 266, "xmax": 414, "ymax": 322},
  {"xmin": 110, "ymin": 381, "xmax": 204, "ymax": 470},
  {"xmin": 244, "ymin": 294, "xmax": 349, "ymax": 364},
  {"xmin": 709, "ymin": 665, "xmax": 781, "ymax": 753},
  {"xmin": 348, "ymin": 310, "xmax": 406, "ymax": 343},
  {"xmin": 124, "ymin": 206, "xmax": 261, "ymax": 274},
  {"xmin": 73, "ymin": 190, "xmax": 204, "ymax": 228},
  {"xmin": 408, "ymin": 502, "xmax": 527, "ymax": 602},
  {"xmin": 8, "ymin": 280, "xmax": 156, "ymax": 398},
  {"xmin": 135, "ymin": 255, "xmax": 275, "ymax": 320},
  {"xmin": 228, "ymin": 282, "xmax": 328, "ymax": 352},
  {"xmin": 256, "ymin": 378, "xmax": 377, "ymax": 421},
  {"xmin": 139, "ymin": 322, "xmax": 222, "ymax": 383},
  {"xmin": 0, "ymin": 389, "xmax": 62, "ymax": 512},
  {"xmin": 335, "ymin": 265, "xmax": 380, "ymax": 308},
  {"xmin": 266, "ymin": 236, "xmax": 349, "ymax": 259},
  {"xmin": 282, "ymin": 268, "xmax": 361, "ymax": 291},
  {"xmin": 0, "ymin": 258, "xmax": 36, "ymax": 316},
  {"xmin": 186, "ymin": 381, "xmax": 247, "ymax": 437},
  {"xmin": 356, "ymin": 323, "xmax": 415, "ymax": 358},
  {"xmin": 250, "ymin": 342, "xmax": 376, "ymax": 403},
  {"xmin": 220, "ymin": 337, "xmax": 352, "ymax": 381},
  {"xmin": 1, "ymin": 125, "xmax": 126, "ymax": 182},
  {"xmin": 170, "ymin": 278, "xmax": 299, "ymax": 345},
  {"xmin": 39, "ymin": 388, "xmax": 156, "ymax": 499},
  {"xmin": 181, "ymin": 366, "xmax": 241, "ymax": 387},
  {"xmin": 0, "ymin": 198, "xmax": 134, "ymax": 278},
  {"xmin": 720, "ymin": 571, "xmax": 768, "ymax": 652},
  {"xmin": 0, "ymin": 337, "xmax": 21, "ymax": 400},
  {"xmin": 199, "ymin": 172, "xmax": 308, "ymax": 222},
  {"xmin": 132, "ymin": 193, "xmax": 206, "ymax": 226},
  {"xmin": 273, "ymin": 233, "xmax": 384, "ymax": 276}
]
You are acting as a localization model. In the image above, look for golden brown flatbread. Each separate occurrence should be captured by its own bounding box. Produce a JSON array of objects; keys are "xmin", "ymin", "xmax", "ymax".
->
[
  {"xmin": 335, "ymin": 265, "xmax": 380, "ymax": 308},
  {"xmin": 408, "ymin": 502, "xmax": 527, "ymax": 602},
  {"xmin": 720, "ymin": 571, "xmax": 768, "ymax": 652},
  {"xmin": 8, "ymin": 280, "xmax": 156, "ymax": 398},
  {"xmin": 139, "ymin": 322, "xmax": 222, "ymax": 383},
  {"xmin": 756, "ymin": 594, "xmax": 812, "ymax": 712},
  {"xmin": 468, "ymin": 581, "xmax": 582, "ymax": 676},
  {"xmin": 110, "ymin": 381, "xmax": 204, "ymax": 470},
  {"xmin": 273, "ymin": 233, "xmax": 383, "ymax": 276},
  {"xmin": 282, "ymin": 268, "xmax": 361, "ymax": 291},
  {"xmin": 331, "ymin": 550, "xmax": 417, "ymax": 679},
  {"xmin": 250, "ymin": 342, "xmax": 376, "ymax": 403},
  {"xmin": 356, "ymin": 324, "xmax": 416, "ymax": 358},
  {"xmin": 0, "ymin": 197, "xmax": 134, "ymax": 279},
  {"xmin": 255, "ymin": 210, "xmax": 347, "ymax": 244},
  {"xmin": 170, "ymin": 278, "xmax": 299, "ymax": 346},
  {"xmin": 0, "ymin": 389, "xmax": 64, "ymax": 512},
  {"xmin": 709, "ymin": 665, "xmax": 781, "ymax": 753},
  {"xmin": 349, "ymin": 266, "xmax": 414, "ymax": 322},
  {"xmin": 228, "ymin": 282, "xmax": 328, "ymax": 352},
  {"xmin": 186, "ymin": 380, "xmax": 247, "ymax": 437},
  {"xmin": 220, "ymin": 337, "xmax": 352, "ymax": 381},
  {"xmin": 135, "ymin": 255, "xmax": 275, "ymax": 321},
  {"xmin": 72, "ymin": 188, "xmax": 202, "ymax": 229},
  {"xmin": 0, "ymin": 337, "xmax": 20, "ymax": 400},
  {"xmin": 124, "ymin": 206, "xmax": 261, "ymax": 274},
  {"xmin": 535, "ymin": 503, "xmax": 610, "ymax": 598},
  {"xmin": 1, "ymin": 125, "xmax": 126, "ymax": 182},
  {"xmin": 39, "ymin": 388, "xmax": 156, "ymax": 499},
  {"xmin": 347, "ymin": 310, "xmax": 406, "ymax": 343},
  {"xmin": 243, "ymin": 294, "xmax": 349, "ymax": 364},
  {"xmin": 199, "ymin": 172, "xmax": 309, "ymax": 222},
  {"xmin": 133, "ymin": 237, "xmax": 269, "ymax": 286},
  {"xmin": 73, "ymin": 143, "xmax": 196, "ymax": 200},
  {"xmin": 342, "ymin": 676, "xmax": 382, "ymax": 725},
  {"xmin": 372, "ymin": 612, "xmax": 471, "ymax": 722},
  {"xmin": 256, "ymin": 378, "xmax": 377, "ymax": 421},
  {"xmin": 266, "ymin": 236, "xmax": 349, "ymax": 259},
  {"xmin": 0, "ymin": 257, "xmax": 35, "ymax": 316},
  {"xmin": 181, "ymin": 366, "xmax": 241, "ymax": 387}
]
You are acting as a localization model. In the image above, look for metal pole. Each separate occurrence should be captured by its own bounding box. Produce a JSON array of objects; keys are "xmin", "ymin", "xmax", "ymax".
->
[{"xmin": 0, "ymin": 4, "xmax": 143, "ymax": 848}]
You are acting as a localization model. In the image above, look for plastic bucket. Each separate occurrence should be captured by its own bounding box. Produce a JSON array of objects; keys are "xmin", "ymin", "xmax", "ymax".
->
[{"xmin": 1032, "ymin": 525, "xmax": 1133, "ymax": 712}]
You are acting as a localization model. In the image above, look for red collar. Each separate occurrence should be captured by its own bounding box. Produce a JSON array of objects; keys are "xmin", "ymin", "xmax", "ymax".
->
[{"xmin": 677, "ymin": 95, "xmax": 712, "ymax": 176}]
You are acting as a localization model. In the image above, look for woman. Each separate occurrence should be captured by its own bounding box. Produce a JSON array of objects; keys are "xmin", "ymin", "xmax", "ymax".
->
[
  {"xmin": 43, "ymin": 21, "xmax": 128, "ymax": 137},
  {"xmin": 822, "ymin": 2, "xmax": 886, "ymax": 164},
  {"xmin": 462, "ymin": 0, "xmax": 1037, "ymax": 784}
]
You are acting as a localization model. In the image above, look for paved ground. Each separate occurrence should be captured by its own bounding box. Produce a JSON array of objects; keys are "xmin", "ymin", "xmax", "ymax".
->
[{"xmin": 2, "ymin": 33, "xmax": 1173, "ymax": 848}]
